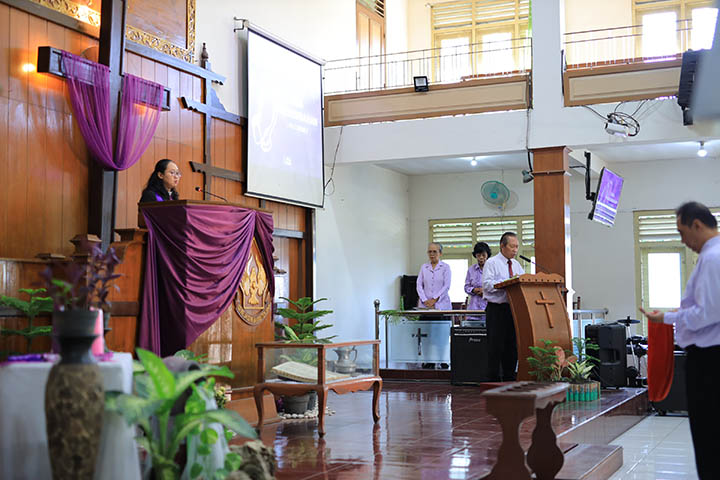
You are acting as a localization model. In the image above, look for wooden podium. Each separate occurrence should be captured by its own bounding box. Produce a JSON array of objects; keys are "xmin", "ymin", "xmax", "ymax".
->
[{"xmin": 495, "ymin": 273, "xmax": 573, "ymax": 381}]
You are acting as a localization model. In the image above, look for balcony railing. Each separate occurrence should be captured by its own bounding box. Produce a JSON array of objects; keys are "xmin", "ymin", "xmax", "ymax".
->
[
  {"xmin": 564, "ymin": 18, "xmax": 711, "ymax": 69},
  {"xmin": 324, "ymin": 36, "xmax": 532, "ymax": 95}
]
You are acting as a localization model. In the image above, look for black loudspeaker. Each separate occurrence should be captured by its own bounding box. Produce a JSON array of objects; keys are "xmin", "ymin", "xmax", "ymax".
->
[
  {"xmin": 400, "ymin": 275, "xmax": 419, "ymax": 310},
  {"xmin": 451, "ymin": 326, "xmax": 491, "ymax": 384},
  {"xmin": 677, "ymin": 49, "xmax": 706, "ymax": 125},
  {"xmin": 652, "ymin": 352, "xmax": 688, "ymax": 413},
  {"xmin": 585, "ymin": 323, "xmax": 627, "ymax": 388}
]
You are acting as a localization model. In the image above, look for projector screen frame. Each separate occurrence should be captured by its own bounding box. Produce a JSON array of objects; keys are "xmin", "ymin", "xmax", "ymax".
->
[{"xmin": 243, "ymin": 22, "xmax": 326, "ymax": 209}]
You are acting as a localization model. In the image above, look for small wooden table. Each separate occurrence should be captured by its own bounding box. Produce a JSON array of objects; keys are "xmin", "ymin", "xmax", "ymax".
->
[{"xmin": 253, "ymin": 340, "xmax": 382, "ymax": 436}]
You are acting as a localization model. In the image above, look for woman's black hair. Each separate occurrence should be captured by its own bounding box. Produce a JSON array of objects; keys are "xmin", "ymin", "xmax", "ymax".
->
[
  {"xmin": 145, "ymin": 159, "xmax": 178, "ymax": 198},
  {"xmin": 473, "ymin": 241, "xmax": 492, "ymax": 257}
]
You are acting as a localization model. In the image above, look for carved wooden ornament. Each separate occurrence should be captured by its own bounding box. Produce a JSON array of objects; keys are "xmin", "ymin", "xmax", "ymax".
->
[{"xmin": 234, "ymin": 240, "xmax": 271, "ymax": 326}]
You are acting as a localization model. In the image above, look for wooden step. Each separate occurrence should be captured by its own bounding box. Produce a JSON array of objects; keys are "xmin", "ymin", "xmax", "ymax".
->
[{"xmin": 555, "ymin": 444, "xmax": 623, "ymax": 480}]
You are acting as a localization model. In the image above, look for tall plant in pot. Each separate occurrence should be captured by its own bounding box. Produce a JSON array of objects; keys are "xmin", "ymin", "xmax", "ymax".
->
[
  {"xmin": 565, "ymin": 337, "xmax": 601, "ymax": 402},
  {"xmin": 40, "ymin": 245, "xmax": 121, "ymax": 480},
  {"xmin": 274, "ymin": 297, "xmax": 335, "ymax": 414}
]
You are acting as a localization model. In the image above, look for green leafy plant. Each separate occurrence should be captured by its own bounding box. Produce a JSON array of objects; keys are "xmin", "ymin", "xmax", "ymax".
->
[
  {"xmin": 527, "ymin": 339, "xmax": 564, "ymax": 382},
  {"xmin": 275, "ymin": 297, "xmax": 335, "ymax": 344},
  {"xmin": 0, "ymin": 288, "xmax": 54, "ymax": 357},
  {"xmin": 566, "ymin": 337, "xmax": 600, "ymax": 384},
  {"xmin": 105, "ymin": 348, "xmax": 257, "ymax": 480}
]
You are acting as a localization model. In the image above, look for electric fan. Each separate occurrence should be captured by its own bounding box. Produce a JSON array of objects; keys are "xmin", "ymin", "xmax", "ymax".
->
[{"xmin": 481, "ymin": 181, "xmax": 510, "ymax": 209}]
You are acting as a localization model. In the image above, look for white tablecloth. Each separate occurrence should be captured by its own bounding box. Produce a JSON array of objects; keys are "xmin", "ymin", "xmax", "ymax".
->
[{"xmin": 0, "ymin": 352, "xmax": 141, "ymax": 480}]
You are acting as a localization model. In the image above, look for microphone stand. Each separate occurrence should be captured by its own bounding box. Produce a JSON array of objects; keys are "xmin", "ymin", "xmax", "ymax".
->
[{"xmin": 195, "ymin": 186, "xmax": 229, "ymax": 203}]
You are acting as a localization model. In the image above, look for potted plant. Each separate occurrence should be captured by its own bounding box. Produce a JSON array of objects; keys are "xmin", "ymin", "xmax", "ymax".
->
[
  {"xmin": 0, "ymin": 288, "xmax": 53, "ymax": 358},
  {"xmin": 565, "ymin": 337, "xmax": 601, "ymax": 402},
  {"xmin": 274, "ymin": 297, "xmax": 335, "ymax": 414},
  {"xmin": 106, "ymin": 347, "xmax": 259, "ymax": 480},
  {"xmin": 527, "ymin": 339, "xmax": 565, "ymax": 382},
  {"xmin": 39, "ymin": 245, "xmax": 121, "ymax": 480}
]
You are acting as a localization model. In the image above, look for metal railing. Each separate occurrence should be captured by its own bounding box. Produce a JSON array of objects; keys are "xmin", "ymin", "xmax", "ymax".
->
[
  {"xmin": 324, "ymin": 36, "xmax": 532, "ymax": 95},
  {"xmin": 564, "ymin": 18, "xmax": 711, "ymax": 69}
]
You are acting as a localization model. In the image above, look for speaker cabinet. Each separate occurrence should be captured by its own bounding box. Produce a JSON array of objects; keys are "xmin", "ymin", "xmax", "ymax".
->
[
  {"xmin": 652, "ymin": 353, "xmax": 687, "ymax": 413},
  {"xmin": 585, "ymin": 323, "xmax": 627, "ymax": 388},
  {"xmin": 400, "ymin": 275, "xmax": 419, "ymax": 310},
  {"xmin": 451, "ymin": 326, "xmax": 491, "ymax": 384}
]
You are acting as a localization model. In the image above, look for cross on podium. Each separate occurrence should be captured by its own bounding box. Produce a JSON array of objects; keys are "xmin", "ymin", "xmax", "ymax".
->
[
  {"xmin": 535, "ymin": 291, "xmax": 555, "ymax": 328},
  {"xmin": 411, "ymin": 328, "xmax": 428, "ymax": 356}
]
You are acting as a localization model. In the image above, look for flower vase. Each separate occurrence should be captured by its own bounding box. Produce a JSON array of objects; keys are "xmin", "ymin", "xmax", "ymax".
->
[{"xmin": 45, "ymin": 310, "xmax": 104, "ymax": 480}]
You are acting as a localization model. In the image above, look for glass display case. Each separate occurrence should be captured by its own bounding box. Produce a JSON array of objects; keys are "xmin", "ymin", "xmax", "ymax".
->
[{"xmin": 253, "ymin": 340, "xmax": 381, "ymax": 436}]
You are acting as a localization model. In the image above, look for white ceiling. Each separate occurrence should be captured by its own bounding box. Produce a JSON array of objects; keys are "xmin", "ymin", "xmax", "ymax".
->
[
  {"xmin": 376, "ymin": 152, "xmax": 530, "ymax": 175},
  {"xmin": 372, "ymin": 140, "xmax": 719, "ymax": 176}
]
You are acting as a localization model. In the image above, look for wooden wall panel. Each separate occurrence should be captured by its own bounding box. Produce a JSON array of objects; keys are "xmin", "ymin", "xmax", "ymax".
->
[{"xmin": 0, "ymin": 5, "xmax": 94, "ymax": 259}]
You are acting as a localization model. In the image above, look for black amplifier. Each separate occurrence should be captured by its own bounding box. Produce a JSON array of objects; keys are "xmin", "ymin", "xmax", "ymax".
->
[{"xmin": 451, "ymin": 326, "xmax": 491, "ymax": 384}]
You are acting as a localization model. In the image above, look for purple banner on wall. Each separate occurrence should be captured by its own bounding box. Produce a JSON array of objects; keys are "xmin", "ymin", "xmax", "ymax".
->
[{"xmin": 138, "ymin": 203, "xmax": 275, "ymax": 356}]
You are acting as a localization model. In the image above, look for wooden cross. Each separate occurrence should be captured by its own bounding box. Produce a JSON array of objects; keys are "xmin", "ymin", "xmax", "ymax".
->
[
  {"xmin": 535, "ymin": 291, "xmax": 555, "ymax": 328},
  {"xmin": 412, "ymin": 328, "xmax": 428, "ymax": 356},
  {"xmin": 180, "ymin": 44, "xmax": 246, "ymax": 199}
]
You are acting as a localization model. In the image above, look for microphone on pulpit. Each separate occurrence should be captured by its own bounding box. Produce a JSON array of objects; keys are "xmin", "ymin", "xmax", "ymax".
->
[
  {"xmin": 518, "ymin": 254, "xmax": 551, "ymax": 274},
  {"xmin": 195, "ymin": 186, "xmax": 228, "ymax": 203}
]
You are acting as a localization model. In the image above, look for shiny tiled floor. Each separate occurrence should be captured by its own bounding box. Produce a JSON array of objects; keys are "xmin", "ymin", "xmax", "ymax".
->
[
  {"xmin": 253, "ymin": 382, "xmax": 647, "ymax": 479},
  {"xmin": 608, "ymin": 415, "xmax": 698, "ymax": 480}
]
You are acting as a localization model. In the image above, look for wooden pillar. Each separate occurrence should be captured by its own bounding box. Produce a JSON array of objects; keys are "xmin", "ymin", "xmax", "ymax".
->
[{"xmin": 532, "ymin": 147, "xmax": 571, "ymax": 294}]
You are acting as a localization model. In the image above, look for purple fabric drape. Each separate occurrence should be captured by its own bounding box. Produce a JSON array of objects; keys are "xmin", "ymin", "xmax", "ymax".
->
[
  {"xmin": 139, "ymin": 204, "xmax": 275, "ymax": 356},
  {"xmin": 60, "ymin": 51, "xmax": 113, "ymax": 168},
  {"xmin": 60, "ymin": 52, "xmax": 163, "ymax": 171},
  {"xmin": 114, "ymin": 74, "xmax": 163, "ymax": 170}
]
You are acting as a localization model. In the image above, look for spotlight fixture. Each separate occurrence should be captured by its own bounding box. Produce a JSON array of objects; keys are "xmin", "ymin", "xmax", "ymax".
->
[
  {"xmin": 470, "ymin": 159, "xmax": 478, "ymax": 167},
  {"xmin": 21, "ymin": 63, "xmax": 35, "ymax": 73},
  {"xmin": 697, "ymin": 141, "xmax": 708, "ymax": 158},
  {"xmin": 413, "ymin": 76, "xmax": 429, "ymax": 92},
  {"xmin": 521, "ymin": 169, "xmax": 534, "ymax": 184}
]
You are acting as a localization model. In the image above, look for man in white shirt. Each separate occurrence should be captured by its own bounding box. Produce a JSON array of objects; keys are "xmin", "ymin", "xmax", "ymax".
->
[
  {"xmin": 641, "ymin": 201, "xmax": 720, "ymax": 480},
  {"xmin": 482, "ymin": 232, "xmax": 525, "ymax": 381}
]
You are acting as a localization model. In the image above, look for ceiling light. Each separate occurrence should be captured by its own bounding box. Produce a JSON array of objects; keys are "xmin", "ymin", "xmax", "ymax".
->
[
  {"xmin": 697, "ymin": 141, "xmax": 708, "ymax": 157},
  {"xmin": 470, "ymin": 159, "xmax": 478, "ymax": 166}
]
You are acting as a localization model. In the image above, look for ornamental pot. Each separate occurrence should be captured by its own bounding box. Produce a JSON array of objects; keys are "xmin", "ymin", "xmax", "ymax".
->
[{"xmin": 45, "ymin": 309, "xmax": 104, "ymax": 480}]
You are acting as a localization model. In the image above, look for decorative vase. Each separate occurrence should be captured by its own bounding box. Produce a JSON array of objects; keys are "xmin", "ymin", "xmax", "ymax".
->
[
  {"xmin": 45, "ymin": 310, "xmax": 105, "ymax": 480},
  {"xmin": 566, "ymin": 380, "xmax": 601, "ymax": 402}
]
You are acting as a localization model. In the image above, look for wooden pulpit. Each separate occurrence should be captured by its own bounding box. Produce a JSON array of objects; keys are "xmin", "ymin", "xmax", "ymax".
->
[{"xmin": 495, "ymin": 273, "xmax": 573, "ymax": 381}]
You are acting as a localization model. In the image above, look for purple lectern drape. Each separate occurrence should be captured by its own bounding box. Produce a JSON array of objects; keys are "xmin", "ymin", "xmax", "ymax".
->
[{"xmin": 139, "ymin": 204, "xmax": 275, "ymax": 356}]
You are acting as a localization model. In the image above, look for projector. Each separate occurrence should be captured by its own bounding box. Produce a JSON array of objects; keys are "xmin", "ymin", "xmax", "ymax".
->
[{"xmin": 604, "ymin": 121, "xmax": 629, "ymax": 137}]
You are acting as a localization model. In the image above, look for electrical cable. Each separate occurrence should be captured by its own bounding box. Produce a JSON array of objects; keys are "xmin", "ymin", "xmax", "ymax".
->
[{"xmin": 323, "ymin": 125, "xmax": 343, "ymax": 197}]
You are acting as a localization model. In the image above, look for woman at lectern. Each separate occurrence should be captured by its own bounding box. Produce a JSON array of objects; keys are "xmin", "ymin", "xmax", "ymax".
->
[
  {"xmin": 464, "ymin": 242, "xmax": 491, "ymax": 317},
  {"xmin": 139, "ymin": 159, "xmax": 181, "ymax": 203},
  {"xmin": 416, "ymin": 242, "xmax": 452, "ymax": 310}
]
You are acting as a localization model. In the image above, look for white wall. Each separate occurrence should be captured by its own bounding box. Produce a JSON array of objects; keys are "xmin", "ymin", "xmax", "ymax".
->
[
  {"xmin": 564, "ymin": 0, "xmax": 632, "ymax": 32},
  {"xmin": 404, "ymin": 155, "xmax": 720, "ymax": 334},
  {"xmin": 315, "ymin": 163, "xmax": 410, "ymax": 360},
  {"xmin": 386, "ymin": 0, "xmax": 410, "ymax": 54},
  {"xmin": 196, "ymin": 0, "xmax": 357, "ymax": 114},
  {"xmin": 570, "ymin": 156, "xmax": 720, "ymax": 323}
]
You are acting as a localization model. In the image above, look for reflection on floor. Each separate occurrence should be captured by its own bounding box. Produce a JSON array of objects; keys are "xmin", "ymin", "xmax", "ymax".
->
[
  {"xmin": 248, "ymin": 382, "xmax": 648, "ymax": 480},
  {"xmin": 608, "ymin": 415, "xmax": 698, "ymax": 480}
]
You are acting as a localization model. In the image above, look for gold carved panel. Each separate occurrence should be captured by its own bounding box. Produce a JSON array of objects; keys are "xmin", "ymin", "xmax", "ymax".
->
[
  {"xmin": 29, "ymin": 0, "xmax": 196, "ymax": 62},
  {"xmin": 234, "ymin": 239, "xmax": 271, "ymax": 326}
]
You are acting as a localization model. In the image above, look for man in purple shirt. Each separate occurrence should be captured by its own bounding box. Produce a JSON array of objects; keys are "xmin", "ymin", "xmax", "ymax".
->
[
  {"xmin": 465, "ymin": 242, "xmax": 491, "ymax": 317},
  {"xmin": 641, "ymin": 202, "xmax": 720, "ymax": 479},
  {"xmin": 416, "ymin": 242, "xmax": 452, "ymax": 310}
]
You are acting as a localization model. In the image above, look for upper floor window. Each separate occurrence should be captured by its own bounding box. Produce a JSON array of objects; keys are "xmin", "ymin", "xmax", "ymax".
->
[{"xmin": 430, "ymin": 0, "xmax": 530, "ymax": 81}]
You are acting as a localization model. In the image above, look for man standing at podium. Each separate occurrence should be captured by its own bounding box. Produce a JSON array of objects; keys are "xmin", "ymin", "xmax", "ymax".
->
[{"xmin": 483, "ymin": 232, "xmax": 525, "ymax": 381}]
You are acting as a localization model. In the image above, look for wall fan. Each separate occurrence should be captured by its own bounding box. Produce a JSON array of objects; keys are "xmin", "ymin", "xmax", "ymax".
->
[{"xmin": 481, "ymin": 180, "xmax": 511, "ymax": 209}]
